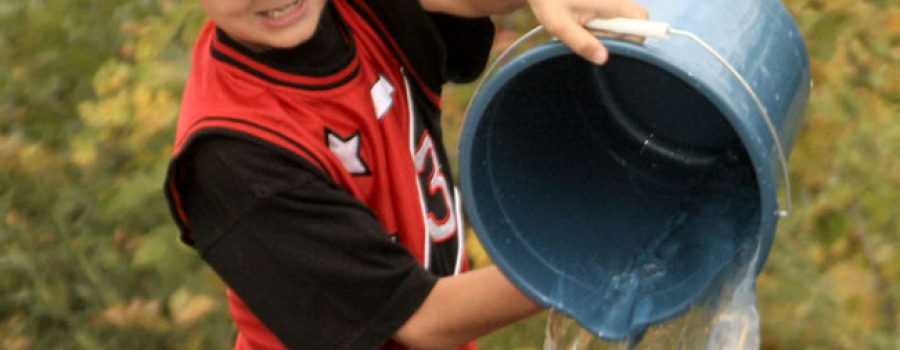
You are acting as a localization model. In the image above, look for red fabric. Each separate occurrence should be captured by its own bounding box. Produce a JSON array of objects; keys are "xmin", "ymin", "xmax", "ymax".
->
[{"xmin": 169, "ymin": 1, "xmax": 473, "ymax": 349}]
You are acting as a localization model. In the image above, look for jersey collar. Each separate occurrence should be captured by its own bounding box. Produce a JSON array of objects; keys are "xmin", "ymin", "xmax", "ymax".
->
[{"xmin": 210, "ymin": 4, "xmax": 360, "ymax": 90}]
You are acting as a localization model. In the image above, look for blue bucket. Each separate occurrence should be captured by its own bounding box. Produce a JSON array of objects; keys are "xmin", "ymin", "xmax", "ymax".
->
[{"xmin": 458, "ymin": 0, "xmax": 810, "ymax": 340}]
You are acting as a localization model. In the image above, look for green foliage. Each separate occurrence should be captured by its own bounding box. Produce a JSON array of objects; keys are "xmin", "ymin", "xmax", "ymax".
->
[
  {"xmin": 755, "ymin": 0, "xmax": 899, "ymax": 348},
  {"xmin": 1, "ymin": 0, "xmax": 897, "ymax": 348},
  {"xmin": 1, "ymin": 1, "xmax": 230, "ymax": 348}
]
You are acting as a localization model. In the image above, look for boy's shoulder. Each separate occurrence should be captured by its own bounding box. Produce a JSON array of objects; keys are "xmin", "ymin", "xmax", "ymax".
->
[{"xmin": 345, "ymin": 0, "xmax": 495, "ymax": 86}]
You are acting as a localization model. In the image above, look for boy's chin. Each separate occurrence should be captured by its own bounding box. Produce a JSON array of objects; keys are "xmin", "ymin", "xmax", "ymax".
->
[{"xmin": 267, "ymin": 37, "xmax": 311, "ymax": 49}]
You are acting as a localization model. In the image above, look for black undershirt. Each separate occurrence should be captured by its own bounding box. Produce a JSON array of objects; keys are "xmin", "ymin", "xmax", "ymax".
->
[
  {"xmin": 217, "ymin": 4, "xmax": 354, "ymax": 77},
  {"xmin": 178, "ymin": 135, "xmax": 437, "ymax": 349}
]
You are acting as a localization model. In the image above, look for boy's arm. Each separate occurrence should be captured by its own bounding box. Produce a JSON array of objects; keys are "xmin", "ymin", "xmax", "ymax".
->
[
  {"xmin": 419, "ymin": 0, "xmax": 648, "ymax": 64},
  {"xmin": 394, "ymin": 266, "xmax": 543, "ymax": 350}
]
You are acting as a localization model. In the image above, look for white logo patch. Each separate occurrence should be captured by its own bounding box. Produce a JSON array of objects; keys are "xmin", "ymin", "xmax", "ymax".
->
[
  {"xmin": 370, "ymin": 74, "xmax": 395, "ymax": 120},
  {"xmin": 327, "ymin": 130, "xmax": 369, "ymax": 175}
]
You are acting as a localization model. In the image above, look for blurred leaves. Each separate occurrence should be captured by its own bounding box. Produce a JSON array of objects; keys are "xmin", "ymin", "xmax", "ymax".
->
[
  {"xmin": 99, "ymin": 298, "xmax": 168, "ymax": 332},
  {"xmin": 1, "ymin": 0, "xmax": 230, "ymax": 348},
  {"xmin": 97, "ymin": 290, "xmax": 217, "ymax": 332},
  {"xmin": 168, "ymin": 289, "xmax": 218, "ymax": 328},
  {"xmin": 755, "ymin": 0, "xmax": 899, "ymax": 348}
]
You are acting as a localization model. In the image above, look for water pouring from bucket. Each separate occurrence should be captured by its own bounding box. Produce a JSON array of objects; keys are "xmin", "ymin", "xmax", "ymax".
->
[{"xmin": 458, "ymin": 0, "xmax": 810, "ymax": 341}]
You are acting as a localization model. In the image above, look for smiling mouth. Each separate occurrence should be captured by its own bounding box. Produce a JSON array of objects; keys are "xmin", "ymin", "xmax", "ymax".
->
[{"xmin": 259, "ymin": 0, "xmax": 302, "ymax": 18}]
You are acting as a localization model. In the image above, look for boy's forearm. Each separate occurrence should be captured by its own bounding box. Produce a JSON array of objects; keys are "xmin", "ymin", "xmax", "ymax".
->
[
  {"xmin": 394, "ymin": 266, "xmax": 543, "ymax": 349},
  {"xmin": 420, "ymin": 0, "xmax": 528, "ymax": 18}
]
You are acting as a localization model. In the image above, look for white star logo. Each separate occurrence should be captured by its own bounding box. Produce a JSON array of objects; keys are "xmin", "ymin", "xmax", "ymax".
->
[
  {"xmin": 327, "ymin": 130, "xmax": 369, "ymax": 176},
  {"xmin": 371, "ymin": 74, "xmax": 395, "ymax": 119}
]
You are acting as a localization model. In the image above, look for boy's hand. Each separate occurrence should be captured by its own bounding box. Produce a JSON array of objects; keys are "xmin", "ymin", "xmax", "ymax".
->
[{"xmin": 526, "ymin": 0, "xmax": 648, "ymax": 65}]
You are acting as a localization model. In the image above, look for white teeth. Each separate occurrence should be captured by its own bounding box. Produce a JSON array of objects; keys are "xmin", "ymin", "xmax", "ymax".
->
[{"xmin": 264, "ymin": 0, "xmax": 301, "ymax": 18}]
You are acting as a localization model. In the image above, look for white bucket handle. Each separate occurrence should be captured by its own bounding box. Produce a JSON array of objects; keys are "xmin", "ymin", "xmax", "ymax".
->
[{"xmin": 464, "ymin": 19, "xmax": 793, "ymax": 217}]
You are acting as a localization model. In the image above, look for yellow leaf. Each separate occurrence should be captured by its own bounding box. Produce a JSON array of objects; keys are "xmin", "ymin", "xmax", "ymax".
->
[
  {"xmin": 78, "ymin": 90, "xmax": 133, "ymax": 129},
  {"xmin": 1, "ymin": 337, "xmax": 32, "ymax": 350},
  {"xmin": 92, "ymin": 61, "xmax": 133, "ymax": 97},
  {"xmin": 18, "ymin": 144, "xmax": 63, "ymax": 175},
  {"xmin": 884, "ymin": 10, "xmax": 900, "ymax": 37},
  {"xmin": 69, "ymin": 135, "xmax": 98, "ymax": 168},
  {"xmin": 821, "ymin": 262, "xmax": 879, "ymax": 331},
  {"xmin": 0, "ymin": 312, "xmax": 30, "ymax": 350},
  {"xmin": 465, "ymin": 228, "xmax": 494, "ymax": 268},
  {"xmin": 168, "ymin": 289, "xmax": 219, "ymax": 327},
  {"xmin": 0, "ymin": 136, "xmax": 23, "ymax": 168},
  {"xmin": 99, "ymin": 298, "xmax": 169, "ymax": 332},
  {"xmin": 130, "ymin": 87, "xmax": 179, "ymax": 146}
]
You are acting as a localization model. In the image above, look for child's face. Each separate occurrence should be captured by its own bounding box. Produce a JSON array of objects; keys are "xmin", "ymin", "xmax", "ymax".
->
[{"xmin": 200, "ymin": 0, "xmax": 328, "ymax": 51}]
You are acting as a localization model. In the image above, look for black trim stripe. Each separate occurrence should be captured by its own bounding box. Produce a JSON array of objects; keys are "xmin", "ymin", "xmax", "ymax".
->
[
  {"xmin": 164, "ymin": 165, "xmax": 194, "ymax": 245},
  {"xmin": 210, "ymin": 47, "xmax": 362, "ymax": 91}
]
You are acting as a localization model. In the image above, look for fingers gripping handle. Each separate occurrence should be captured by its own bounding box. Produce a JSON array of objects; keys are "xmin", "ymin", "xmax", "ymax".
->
[
  {"xmin": 584, "ymin": 18, "xmax": 671, "ymax": 39},
  {"xmin": 469, "ymin": 19, "xmax": 793, "ymax": 217}
]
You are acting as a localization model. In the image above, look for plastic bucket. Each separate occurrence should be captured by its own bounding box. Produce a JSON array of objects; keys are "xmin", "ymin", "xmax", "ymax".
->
[{"xmin": 458, "ymin": 0, "xmax": 810, "ymax": 340}]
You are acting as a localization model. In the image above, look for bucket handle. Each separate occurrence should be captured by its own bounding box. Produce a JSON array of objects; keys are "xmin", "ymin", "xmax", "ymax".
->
[{"xmin": 464, "ymin": 19, "xmax": 792, "ymax": 217}]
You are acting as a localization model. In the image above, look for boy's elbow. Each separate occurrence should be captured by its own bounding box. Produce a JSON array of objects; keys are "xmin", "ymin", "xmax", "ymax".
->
[{"xmin": 394, "ymin": 281, "xmax": 471, "ymax": 350}]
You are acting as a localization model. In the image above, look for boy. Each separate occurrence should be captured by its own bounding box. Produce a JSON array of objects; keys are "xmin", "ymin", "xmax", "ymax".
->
[{"xmin": 164, "ymin": 0, "xmax": 647, "ymax": 349}]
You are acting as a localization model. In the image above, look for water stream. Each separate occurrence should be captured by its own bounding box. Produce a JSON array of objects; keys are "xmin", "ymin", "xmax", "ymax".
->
[
  {"xmin": 542, "ymin": 239, "xmax": 762, "ymax": 350},
  {"xmin": 541, "ymin": 157, "xmax": 764, "ymax": 350}
]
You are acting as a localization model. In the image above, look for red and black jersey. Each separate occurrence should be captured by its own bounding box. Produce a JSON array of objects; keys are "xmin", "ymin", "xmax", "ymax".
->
[{"xmin": 164, "ymin": 0, "xmax": 493, "ymax": 349}]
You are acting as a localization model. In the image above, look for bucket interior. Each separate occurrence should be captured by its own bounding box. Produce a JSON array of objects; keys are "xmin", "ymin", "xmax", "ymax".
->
[{"xmin": 466, "ymin": 53, "xmax": 762, "ymax": 324}]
